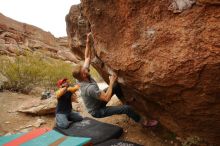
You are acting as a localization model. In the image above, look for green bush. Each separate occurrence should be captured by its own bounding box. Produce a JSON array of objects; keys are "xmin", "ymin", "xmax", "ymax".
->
[{"xmin": 0, "ymin": 52, "xmax": 74, "ymax": 93}]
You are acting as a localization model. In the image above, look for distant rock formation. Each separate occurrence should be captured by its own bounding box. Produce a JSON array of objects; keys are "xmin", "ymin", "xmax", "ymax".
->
[
  {"xmin": 66, "ymin": 0, "xmax": 220, "ymax": 145},
  {"xmin": 0, "ymin": 13, "xmax": 78, "ymax": 63}
]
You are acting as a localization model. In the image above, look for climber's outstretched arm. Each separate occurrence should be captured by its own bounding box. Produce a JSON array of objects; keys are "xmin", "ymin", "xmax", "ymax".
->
[{"xmin": 83, "ymin": 32, "xmax": 92, "ymax": 69}]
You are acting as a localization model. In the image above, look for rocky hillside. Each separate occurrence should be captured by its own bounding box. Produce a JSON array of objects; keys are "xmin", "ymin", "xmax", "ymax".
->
[
  {"xmin": 66, "ymin": 0, "xmax": 220, "ymax": 145},
  {"xmin": 0, "ymin": 13, "xmax": 78, "ymax": 62}
]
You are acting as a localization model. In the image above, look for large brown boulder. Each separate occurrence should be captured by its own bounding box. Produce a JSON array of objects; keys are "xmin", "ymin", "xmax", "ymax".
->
[
  {"xmin": 66, "ymin": 5, "xmax": 90, "ymax": 59},
  {"xmin": 66, "ymin": 0, "xmax": 220, "ymax": 144},
  {"xmin": 197, "ymin": 0, "xmax": 220, "ymax": 4}
]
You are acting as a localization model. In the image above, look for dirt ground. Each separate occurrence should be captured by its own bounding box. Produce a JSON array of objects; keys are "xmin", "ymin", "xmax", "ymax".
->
[{"xmin": 0, "ymin": 90, "xmax": 181, "ymax": 146}]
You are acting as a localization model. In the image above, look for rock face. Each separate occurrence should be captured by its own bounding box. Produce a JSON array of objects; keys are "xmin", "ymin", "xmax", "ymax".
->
[
  {"xmin": 0, "ymin": 13, "xmax": 78, "ymax": 63},
  {"xmin": 197, "ymin": 0, "xmax": 220, "ymax": 5},
  {"xmin": 66, "ymin": 5, "xmax": 91, "ymax": 59},
  {"xmin": 66, "ymin": 0, "xmax": 220, "ymax": 145}
]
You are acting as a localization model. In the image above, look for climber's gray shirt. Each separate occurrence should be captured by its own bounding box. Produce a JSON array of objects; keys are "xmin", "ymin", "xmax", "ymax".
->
[{"xmin": 79, "ymin": 77, "xmax": 106, "ymax": 114}]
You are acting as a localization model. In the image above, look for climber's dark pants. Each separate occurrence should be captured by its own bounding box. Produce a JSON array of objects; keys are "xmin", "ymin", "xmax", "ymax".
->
[{"xmin": 91, "ymin": 83, "xmax": 141, "ymax": 122}]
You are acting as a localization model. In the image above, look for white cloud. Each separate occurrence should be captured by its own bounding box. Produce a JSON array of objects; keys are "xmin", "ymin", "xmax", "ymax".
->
[{"xmin": 0, "ymin": 0, "xmax": 80, "ymax": 37}]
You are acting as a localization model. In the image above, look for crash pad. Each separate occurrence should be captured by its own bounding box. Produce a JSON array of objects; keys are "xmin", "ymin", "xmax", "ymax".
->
[
  {"xmin": 3, "ymin": 128, "xmax": 50, "ymax": 146},
  {"xmin": 0, "ymin": 133, "xmax": 24, "ymax": 145},
  {"xmin": 59, "ymin": 137, "xmax": 91, "ymax": 146},
  {"xmin": 54, "ymin": 117, "xmax": 123, "ymax": 144},
  {"xmin": 21, "ymin": 130, "xmax": 63, "ymax": 146},
  {"xmin": 20, "ymin": 130, "xmax": 91, "ymax": 146}
]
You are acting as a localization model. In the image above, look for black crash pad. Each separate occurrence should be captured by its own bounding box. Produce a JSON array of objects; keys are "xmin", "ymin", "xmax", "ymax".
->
[
  {"xmin": 95, "ymin": 139, "xmax": 143, "ymax": 146},
  {"xmin": 54, "ymin": 117, "xmax": 123, "ymax": 144}
]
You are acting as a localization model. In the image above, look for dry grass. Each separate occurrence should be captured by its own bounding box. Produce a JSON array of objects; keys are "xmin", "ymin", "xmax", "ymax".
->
[{"xmin": 0, "ymin": 52, "xmax": 74, "ymax": 93}]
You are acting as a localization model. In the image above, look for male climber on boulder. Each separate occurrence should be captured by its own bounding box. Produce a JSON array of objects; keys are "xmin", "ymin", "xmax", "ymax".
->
[{"xmin": 72, "ymin": 32, "xmax": 158, "ymax": 127}]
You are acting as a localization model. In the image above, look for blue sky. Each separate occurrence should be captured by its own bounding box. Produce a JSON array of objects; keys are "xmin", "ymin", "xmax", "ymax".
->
[{"xmin": 0, "ymin": 0, "xmax": 80, "ymax": 37}]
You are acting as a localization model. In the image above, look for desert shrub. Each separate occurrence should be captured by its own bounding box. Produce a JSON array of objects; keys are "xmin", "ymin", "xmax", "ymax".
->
[{"xmin": 0, "ymin": 52, "xmax": 74, "ymax": 93}]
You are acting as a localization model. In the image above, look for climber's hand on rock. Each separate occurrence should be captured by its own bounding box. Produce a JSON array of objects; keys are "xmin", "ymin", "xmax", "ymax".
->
[
  {"xmin": 87, "ymin": 32, "xmax": 92, "ymax": 37},
  {"xmin": 109, "ymin": 74, "xmax": 117, "ymax": 85},
  {"xmin": 86, "ymin": 32, "xmax": 92, "ymax": 43}
]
